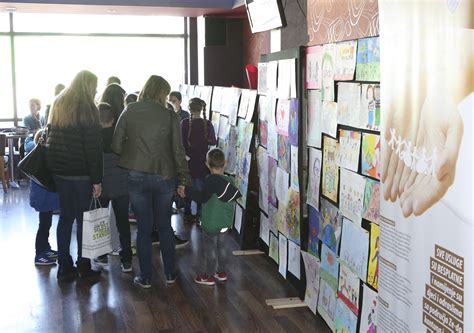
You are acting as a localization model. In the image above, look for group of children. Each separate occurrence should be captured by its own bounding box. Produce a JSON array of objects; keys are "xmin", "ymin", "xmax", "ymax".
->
[{"xmin": 27, "ymin": 82, "xmax": 241, "ymax": 286}]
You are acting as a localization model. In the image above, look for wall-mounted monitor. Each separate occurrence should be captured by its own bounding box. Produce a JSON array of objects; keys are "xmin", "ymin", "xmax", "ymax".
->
[{"xmin": 245, "ymin": 0, "xmax": 287, "ymax": 33}]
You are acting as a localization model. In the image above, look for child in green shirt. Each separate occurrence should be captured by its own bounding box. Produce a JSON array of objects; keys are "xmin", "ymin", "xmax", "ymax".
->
[{"xmin": 184, "ymin": 148, "xmax": 241, "ymax": 285}]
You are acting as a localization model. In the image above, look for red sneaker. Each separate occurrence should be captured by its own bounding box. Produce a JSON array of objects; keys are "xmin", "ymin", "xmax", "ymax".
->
[
  {"xmin": 213, "ymin": 272, "xmax": 227, "ymax": 282},
  {"xmin": 194, "ymin": 274, "xmax": 216, "ymax": 286}
]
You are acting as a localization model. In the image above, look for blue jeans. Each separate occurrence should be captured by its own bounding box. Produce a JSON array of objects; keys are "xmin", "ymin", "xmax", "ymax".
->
[
  {"xmin": 184, "ymin": 177, "xmax": 205, "ymax": 216},
  {"xmin": 128, "ymin": 170, "xmax": 176, "ymax": 279},
  {"xmin": 53, "ymin": 176, "xmax": 92, "ymax": 264}
]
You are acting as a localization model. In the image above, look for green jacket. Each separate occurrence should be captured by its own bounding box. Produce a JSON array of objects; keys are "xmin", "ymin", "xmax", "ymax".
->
[
  {"xmin": 186, "ymin": 174, "xmax": 241, "ymax": 235},
  {"xmin": 112, "ymin": 100, "xmax": 191, "ymax": 186}
]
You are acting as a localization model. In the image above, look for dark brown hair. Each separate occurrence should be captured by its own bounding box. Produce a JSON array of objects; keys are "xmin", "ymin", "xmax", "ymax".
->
[
  {"xmin": 98, "ymin": 102, "xmax": 114, "ymax": 125},
  {"xmin": 207, "ymin": 148, "xmax": 225, "ymax": 169},
  {"xmin": 187, "ymin": 97, "xmax": 208, "ymax": 147}
]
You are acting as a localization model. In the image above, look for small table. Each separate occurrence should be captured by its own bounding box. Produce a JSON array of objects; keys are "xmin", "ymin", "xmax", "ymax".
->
[{"xmin": 5, "ymin": 132, "xmax": 28, "ymax": 188}]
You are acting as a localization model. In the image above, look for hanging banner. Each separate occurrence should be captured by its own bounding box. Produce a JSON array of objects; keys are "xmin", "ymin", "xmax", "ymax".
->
[{"xmin": 379, "ymin": 1, "xmax": 473, "ymax": 332}]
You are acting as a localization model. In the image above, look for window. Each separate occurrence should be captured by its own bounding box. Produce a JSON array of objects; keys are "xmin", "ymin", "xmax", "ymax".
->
[
  {"xmin": 13, "ymin": 13, "xmax": 184, "ymax": 34},
  {"xmin": 0, "ymin": 13, "xmax": 9, "ymax": 32},
  {"xmin": 14, "ymin": 35, "xmax": 185, "ymax": 118},
  {"xmin": 0, "ymin": 37, "xmax": 14, "ymax": 121}
]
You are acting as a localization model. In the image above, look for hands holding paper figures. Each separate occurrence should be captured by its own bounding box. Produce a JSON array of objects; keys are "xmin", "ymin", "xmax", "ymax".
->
[{"xmin": 381, "ymin": 29, "xmax": 472, "ymax": 217}]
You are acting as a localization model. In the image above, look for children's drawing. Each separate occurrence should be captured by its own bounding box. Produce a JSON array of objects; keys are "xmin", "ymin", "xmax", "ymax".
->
[
  {"xmin": 222, "ymin": 88, "xmax": 241, "ymax": 125},
  {"xmin": 356, "ymin": 36, "xmax": 380, "ymax": 82},
  {"xmin": 257, "ymin": 147, "xmax": 269, "ymax": 214},
  {"xmin": 268, "ymin": 157, "xmax": 278, "ymax": 207},
  {"xmin": 335, "ymin": 298, "xmax": 358, "ymax": 333},
  {"xmin": 245, "ymin": 90, "xmax": 258, "ymax": 122},
  {"xmin": 367, "ymin": 222, "xmax": 380, "ymax": 290},
  {"xmin": 361, "ymin": 133, "xmax": 380, "ymax": 180},
  {"xmin": 268, "ymin": 204, "xmax": 278, "ymax": 235},
  {"xmin": 338, "ymin": 264, "xmax": 360, "ymax": 315},
  {"xmin": 234, "ymin": 204, "xmax": 243, "ymax": 233},
  {"xmin": 334, "ymin": 40, "xmax": 358, "ymax": 81},
  {"xmin": 218, "ymin": 115, "xmax": 230, "ymax": 140},
  {"xmin": 225, "ymin": 126, "xmax": 237, "ymax": 175},
  {"xmin": 258, "ymin": 94, "xmax": 268, "ymax": 121},
  {"xmin": 308, "ymin": 205, "xmax": 320, "ymax": 257},
  {"xmin": 267, "ymin": 123, "xmax": 278, "ymax": 160},
  {"xmin": 288, "ymin": 99, "xmax": 299, "ymax": 146},
  {"xmin": 307, "ymin": 90, "xmax": 322, "ymax": 148},
  {"xmin": 267, "ymin": 61, "xmax": 278, "ymax": 92},
  {"xmin": 360, "ymin": 84, "xmax": 381, "ymax": 130},
  {"xmin": 269, "ymin": 232, "xmax": 279, "ymax": 263},
  {"xmin": 239, "ymin": 152, "xmax": 252, "ymax": 181},
  {"xmin": 340, "ymin": 168, "xmax": 366, "ymax": 222},
  {"xmin": 211, "ymin": 86, "xmax": 223, "ymax": 112},
  {"xmin": 322, "ymin": 43, "xmax": 336, "ymax": 101},
  {"xmin": 288, "ymin": 240, "xmax": 301, "ymax": 279},
  {"xmin": 321, "ymin": 101, "xmax": 338, "ymax": 138},
  {"xmin": 301, "ymin": 250, "xmax": 321, "ymax": 314},
  {"xmin": 318, "ymin": 278, "xmax": 337, "ymax": 331},
  {"xmin": 257, "ymin": 62, "xmax": 268, "ymax": 95},
  {"xmin": 340, "ymin": 217, "xmax": 369, "ymax": 281},
  {"xmin": 241, "ymin": 122, "xmax": 254, "ymax": 153},
  {"xmin": 211, "ymin": 112, "xmax": 220, "ymax": 141},
  {"xmin": 320, "ymin": 243, "xmax": 340, "ymax": 290},
  {"xmin": 278, "ymin": 233, "xmax": 288, "ymax": 278},
  {"xmin": 259, "ymin": 120, "xmax": 268, "ymax": 147},
  {"xmin": 360, "ymin": 284, "xmax": 378, "ymax": 333},
  {"xmin": 290, "ymin": 146, "xmax": 299, "ymax": 191},
  {"xmin": 305, "ymin": 45, "xmax": 323, "ymax": 89},
  {"xmin": 236, "ymin": 119, "xmax": 247, "ymax": 148},
  {"xmin": 259, "ymin": 212, "xmax": 270, "ymax": 246},
  {"xmin": 319, "ymin": 198, "xmax": 341, "ymax": 253},
  {"xmin": 337, "ymin": 129, "xmax": 361, "ymax": 172},
  {"xmin": 277, "ymin": 134, "xmax": 290, "ymax": 173},
  {"xmin": 322, "ymin": 135, "xmax": 339, "ymax": 203},
  {"xmin": 238, "ymin": 89, "xmax": 250, "ymax": 119},
  {"xmin": 237, "ymin": 179, "xmax": 248, "ymax": 209},
  {"xmin": 363, "ymin": 179, "xmax": 380, "ymax": 224},
  {"xmin": 307, "ymin": 147, "xmax": 322, "ymax": 209},
  {"xmin": 275, "ymin": 167, "xmax": 289, "ymax": 205},
  {"xmin": 286, "ymin": 188, "xmax": 300, "ymax": 245},
  {"xmin": 337, "ymin": 82, "xmax": 361, "ymax": 128},
  {"xmin": 276, "ymin": 200, "xmax": 288, "ymax": 237},
  {"xmin": 277, "ymin": 59, "xmax": 291, "ymax": 99},
  {"xmin": 276, "ymin": 98, "xmax": 290, "ymax": 136}
]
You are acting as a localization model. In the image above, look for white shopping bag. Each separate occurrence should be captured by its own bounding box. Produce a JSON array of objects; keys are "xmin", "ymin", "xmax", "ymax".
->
[
  {"xmin": 108, "ymin": 204, "xmax": 121, "ymax": 251},
  {"xmin": 82, "ymin": 199, "xmax": 113, "ymax": 259}
]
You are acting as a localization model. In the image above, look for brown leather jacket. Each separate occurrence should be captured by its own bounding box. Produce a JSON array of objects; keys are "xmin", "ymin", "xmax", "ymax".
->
[{"xmin": 112, "ymin": 100, "xmax": 191, "ymax": 186}]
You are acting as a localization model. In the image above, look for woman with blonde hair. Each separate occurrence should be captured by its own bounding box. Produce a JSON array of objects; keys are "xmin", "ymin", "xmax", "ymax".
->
[
  {"xmin": 46, "ymin": 70, "xmax": 103, "ymax": 282},
  {"xmin": 112, "ymin": 75, "xmax": 190, "ymax": 288}
]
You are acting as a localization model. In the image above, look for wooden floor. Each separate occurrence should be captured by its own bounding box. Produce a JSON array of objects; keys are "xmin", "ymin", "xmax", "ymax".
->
[{"xmin": 0, "ymin": 184, "xmax": 330, "ymax": 333}]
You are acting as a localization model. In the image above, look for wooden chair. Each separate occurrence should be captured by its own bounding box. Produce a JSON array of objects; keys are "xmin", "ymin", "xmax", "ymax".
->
[{"xmin": 0, "ymin": 134, "xmax": 8, "ymax": 192}]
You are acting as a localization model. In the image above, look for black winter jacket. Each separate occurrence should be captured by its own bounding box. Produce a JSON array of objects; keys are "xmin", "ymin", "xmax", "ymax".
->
[{"xmin": 46, "ymin": 124, "xmax": 103, "ymax": 184}]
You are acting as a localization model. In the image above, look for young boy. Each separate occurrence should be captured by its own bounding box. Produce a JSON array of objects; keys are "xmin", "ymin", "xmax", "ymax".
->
[
  {"xmin": 95, "ymin": 102, "xmax": 133, "ymax": 272},
  {"xmin": 184, "ymin": 148, "xmax": 241, "ymax": 285}
]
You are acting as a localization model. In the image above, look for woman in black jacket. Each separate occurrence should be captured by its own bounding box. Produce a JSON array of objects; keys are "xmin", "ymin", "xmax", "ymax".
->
[
  {"xmin": 112, "ymin": 75, "xmax": 190, "ymax": 288},
  {"xmin": 46, "ymin": 70, "xmax": 103, "ymax": 282}
]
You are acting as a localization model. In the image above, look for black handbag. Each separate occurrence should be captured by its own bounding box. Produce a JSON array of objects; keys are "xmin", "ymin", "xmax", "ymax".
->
[{"xmin": 18, "ymin": 128, "xmax": 56, "ymax": 192}]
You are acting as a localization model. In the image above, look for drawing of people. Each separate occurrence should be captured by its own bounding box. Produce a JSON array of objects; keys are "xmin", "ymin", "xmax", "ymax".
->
[{"xmin": 321, "ymin": 52, "xmax": 334, "ymax": 101}]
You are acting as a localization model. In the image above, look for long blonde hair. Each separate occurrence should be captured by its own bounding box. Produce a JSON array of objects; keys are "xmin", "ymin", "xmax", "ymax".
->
[
  {"xmin": 138, "ymin": 75, "xmax": 171, "ymax": 106},
  {"xmin": 48, "ymin": 70, "xmax": 99, "ymax": 127}
]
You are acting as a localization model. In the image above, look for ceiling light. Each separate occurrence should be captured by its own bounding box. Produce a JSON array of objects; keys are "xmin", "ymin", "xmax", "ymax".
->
[
  {"xmin": 4, "ymin": 7, "xmax": 17, "ymax": 12},
  {"xmin": 106, "ymin": 9, "xmax": 116, "ymax": 13}
]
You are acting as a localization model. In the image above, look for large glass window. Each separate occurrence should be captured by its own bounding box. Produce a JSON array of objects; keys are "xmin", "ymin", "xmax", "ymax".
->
[
  {"xmin": 14, "ymin": 13, "xmax": 184, "ymax": 34},
  {"xmin": 14, "ymin": 35, "xmax": 185, "ymax": 119},
  {"xmin": 0, "ymin": 37, "xmax": 14, "ymax": 122},
  {"xmin": 0, "ymin": 13, "xmax": 9, "ymax": 32}
]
